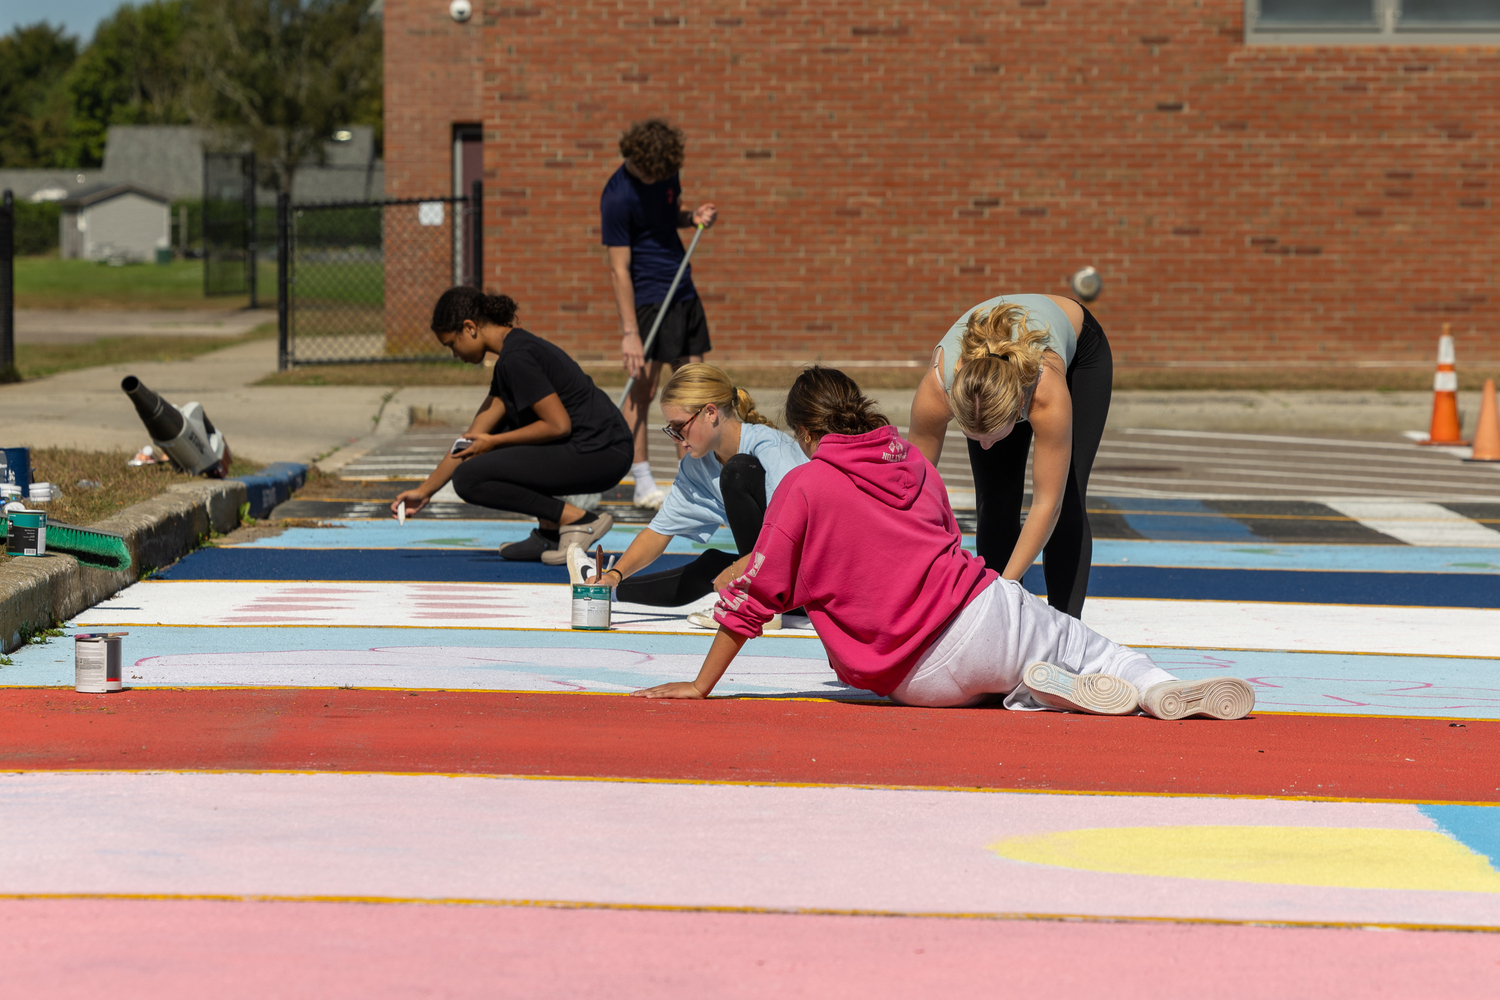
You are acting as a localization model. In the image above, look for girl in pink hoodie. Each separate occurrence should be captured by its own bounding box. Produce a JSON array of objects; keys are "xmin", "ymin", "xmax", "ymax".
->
[{"xmin": 633, "ymin": 367, "xmax": 1255, "ymax": 720}]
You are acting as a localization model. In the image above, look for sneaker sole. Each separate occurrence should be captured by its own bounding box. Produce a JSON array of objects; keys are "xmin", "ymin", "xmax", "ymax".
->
[
  {"xmin": 1023, "ymin": 661, "xmax": 1140, "ymax": 716},
  {"xmin": 1145, "ymin": 678, "xmax": 1255, "ymax": 721}
]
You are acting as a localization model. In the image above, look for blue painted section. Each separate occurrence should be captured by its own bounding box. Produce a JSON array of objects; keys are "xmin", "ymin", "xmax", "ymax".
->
[
  {"xmin": 233, "ymin": 463, "xmax": 309, "ymax": 519},
  {"xmin": 5, "ymin": 631, "xmax": 1500, "ymax": 718},
  {"xmin": 1017, "ymin": 564, "xmax": 1499, "ymax": 608},
  {"xmin": 159, "ymin": 547, "xmax": 700, "ymax": 582},
  {"xmin": 1419, "ymin": 805, "xmax": 1500, "ymax": 870},
  {"xmin": 1089, "ymin": 540, "xmax": 1500, "ymax": 575},
  {"xmin": 232, "ymin": 519, "xmax": 729, "ymax": 553},
  {"xmin": 1119, "ymin": 498, "xmax": 1260, "ymax": 542}
]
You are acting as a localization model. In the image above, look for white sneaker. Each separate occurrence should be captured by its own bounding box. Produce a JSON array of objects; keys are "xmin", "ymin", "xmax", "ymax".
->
[
  {"xmin": 685, "ymin": 609, "xmax": 781, "ymax": 631},
  {"xmin": 1140, "ymin": 678, "xmax": 1255, "ymax": 721},
  {"xmin": 1022, "ymin": 661, "xmax": 1140, "ymax": 716},
  {"xmin": 566, "ymin": 545, "xmax": 596, "ymax": 586}
]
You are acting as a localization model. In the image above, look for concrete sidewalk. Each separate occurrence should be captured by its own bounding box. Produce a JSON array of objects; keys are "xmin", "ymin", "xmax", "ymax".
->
[{"xmin": 14, "ymin": 308, "xmax": 276, "ymax": 344}]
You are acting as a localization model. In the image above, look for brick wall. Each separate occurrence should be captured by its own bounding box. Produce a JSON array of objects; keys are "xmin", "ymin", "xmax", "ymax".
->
[{"xmin": 385, "ymin": 0, "xmax": 1498, "ymax": 368}]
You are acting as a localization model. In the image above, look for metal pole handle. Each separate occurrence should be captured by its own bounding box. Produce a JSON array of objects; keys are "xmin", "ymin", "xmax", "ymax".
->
[{"xmin": 617, "ymin": 224, "xmax": 706, "ymax": 408}]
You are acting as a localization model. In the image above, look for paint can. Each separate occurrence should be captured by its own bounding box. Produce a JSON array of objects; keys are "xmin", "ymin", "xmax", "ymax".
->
[
  {"xmin": 570, "ymin": 583, "xmax": 612, "ymax": 630},
  {"xmin": 74, "ymin": 635, "xmax": 123, "ymax": 693},
  {"xmin": 0, "ymin": 447, "xmax": 30, "ymax": 496},
  {"xmin": 5, "ymin": 509, "xmax": 47, "ymax": 557}
]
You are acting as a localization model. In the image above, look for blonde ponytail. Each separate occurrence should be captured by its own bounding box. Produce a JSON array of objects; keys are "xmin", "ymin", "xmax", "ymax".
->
[
  {"xmin": 660, "ymin": 363, "xmax": 775, "ymax": 427},
  {"xmin": 950, "ymin": 303, "xmax": 1051, "ymax": 436}
]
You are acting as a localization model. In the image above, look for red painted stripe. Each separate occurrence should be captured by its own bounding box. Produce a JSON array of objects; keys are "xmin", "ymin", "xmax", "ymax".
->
[{"xmin": 0, "ymin": 689, "xmax": 1492, "ymax": 802}]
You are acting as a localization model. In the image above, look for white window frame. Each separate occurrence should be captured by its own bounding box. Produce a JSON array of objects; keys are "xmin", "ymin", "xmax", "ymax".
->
[{"xmin": 1245, "ymin": 0, "xmax": 1500, "ymax": 45}]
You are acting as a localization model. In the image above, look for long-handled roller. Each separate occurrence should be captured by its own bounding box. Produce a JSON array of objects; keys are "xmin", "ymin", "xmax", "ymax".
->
[{"xmin": 616, "ymin": 224, "xmax": 706, "ymax": 408}]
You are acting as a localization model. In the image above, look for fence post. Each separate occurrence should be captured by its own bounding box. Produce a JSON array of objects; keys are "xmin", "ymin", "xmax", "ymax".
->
[
  {"xmin": 276, "ymin": 192, "xmax": 289, "ymax": 371},
  {"xmin": 246, "ymin": 153, "xmax": 259, "ymax": 310},
  {"xmin": 471, "ymin": 179, "xmax": 483, "ymax": 290},
  {"xmin": 0, "ymin": 190, "xmax": 14, "ymax": 381}
]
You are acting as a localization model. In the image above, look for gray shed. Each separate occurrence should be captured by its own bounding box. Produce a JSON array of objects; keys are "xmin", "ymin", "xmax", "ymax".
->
[{"xmin": 59, "ymin": 183, "xmax": 171, "ymax": 263}]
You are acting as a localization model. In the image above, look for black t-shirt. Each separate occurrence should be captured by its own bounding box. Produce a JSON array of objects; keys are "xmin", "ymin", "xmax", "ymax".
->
[{"xmin": 489, "ymin": 328, "xmax": 631, "ymax": 453}]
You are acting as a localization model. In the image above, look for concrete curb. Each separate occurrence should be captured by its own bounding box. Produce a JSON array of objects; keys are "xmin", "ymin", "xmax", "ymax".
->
[
  {"xmin": 233, "ymin": 463, "xmax": 309, "ymax": 519},
  {"xmin": 0, "ymin": 480, "xmax": 246, "ymax": 654}
]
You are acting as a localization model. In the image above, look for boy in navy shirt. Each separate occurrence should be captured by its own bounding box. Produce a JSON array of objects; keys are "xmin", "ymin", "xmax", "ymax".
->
[{"xmin": 601, "ymin": 118, "xmax": 717, "ymax": 508}]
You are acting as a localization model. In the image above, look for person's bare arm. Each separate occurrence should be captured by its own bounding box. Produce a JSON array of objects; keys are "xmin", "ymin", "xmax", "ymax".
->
[
  {"xmin": 454, "ymin": 393, "xmax": 572, "ymax": 458},
  {"xmin": 908, "ymin": 365, "xmax": 954, "ymax": 467},
  {"xmin": 588, "ymin": 527, "xmax": 673, "ymax": 585},
  {"xmin": 1000, "ymin": 355, "xmax": 1072, "ymax": 580},
  {"xmin": 632, "ymin": 626, "xmax": 748, "ymax": 699},
  {"xmin": 393, "ymin": 395, "xmax": 506, "ymax": 514},
  {"xmin": 608, "ymin": 245, "xmax": 643, "ymax": 377}
]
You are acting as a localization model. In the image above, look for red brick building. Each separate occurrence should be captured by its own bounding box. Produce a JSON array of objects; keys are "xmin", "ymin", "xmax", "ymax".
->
[{"xmin": 383, "ymin": 1, "xmax": 1498, "ymax": 370}]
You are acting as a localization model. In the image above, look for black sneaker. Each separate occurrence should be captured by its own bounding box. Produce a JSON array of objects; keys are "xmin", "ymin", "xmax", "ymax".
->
[{"xmin": 498, "ymin": 529, "xmax": 558, "ymax": 562}]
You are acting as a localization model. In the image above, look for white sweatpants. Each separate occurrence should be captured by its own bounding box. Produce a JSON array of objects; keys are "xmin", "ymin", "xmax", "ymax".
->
[{"xmin": 888, "ymin": 577, "xmax": 1177, "ymax": 710}]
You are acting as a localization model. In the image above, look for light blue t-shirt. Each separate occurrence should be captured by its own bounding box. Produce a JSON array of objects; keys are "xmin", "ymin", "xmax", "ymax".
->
[{"xmin": 649, "ymin": 422, "xmax": 808, "ymax": 543}]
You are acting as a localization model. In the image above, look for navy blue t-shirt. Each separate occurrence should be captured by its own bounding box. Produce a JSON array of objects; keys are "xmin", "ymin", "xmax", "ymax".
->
[{"xmin": 599, "ymin": 165, "xmax": 697, "ymax": 307}]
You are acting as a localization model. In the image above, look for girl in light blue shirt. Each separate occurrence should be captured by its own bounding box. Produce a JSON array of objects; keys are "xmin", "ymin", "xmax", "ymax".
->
[{"xmin": 589, "ymin": 364, "xmax": 807, "ymax": 626}]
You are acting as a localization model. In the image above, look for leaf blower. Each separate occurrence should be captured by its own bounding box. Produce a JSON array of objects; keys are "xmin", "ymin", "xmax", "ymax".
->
[{"xmin": 121, "ymin": 375, "xmax": 232, "ymax": 478}]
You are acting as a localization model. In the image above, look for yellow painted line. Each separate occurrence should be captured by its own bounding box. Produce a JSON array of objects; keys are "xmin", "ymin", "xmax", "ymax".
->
[
  {"xmin": 7, "ymin": 767, "xmax": 1499, "ymax": 808},
  {"xmin": 0, "ymin": 891, "xmax": 1494, "ymax": 932}
]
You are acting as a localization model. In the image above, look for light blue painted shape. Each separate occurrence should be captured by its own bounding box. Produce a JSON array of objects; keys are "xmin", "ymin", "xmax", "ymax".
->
[
  {"xmin": 6, "ymin": 629, "xmax": 1500, "ymax": 718},
  {"xmin": 1119, "ymin": 499, "xmax": 1260, "ymax": 542},
  {"xmin": 1420, "ymin": 805, "xmax": 1500, "ymax": 871},
  {"xmin": 230, "ymin": 519, "xmax": 730, "ymax": 553},
  {"xmin": 1088, "ymin": 540, "xmax": 1500, "ymax": 575}
]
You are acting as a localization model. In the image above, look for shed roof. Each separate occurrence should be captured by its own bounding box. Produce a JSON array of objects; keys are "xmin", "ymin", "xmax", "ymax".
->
[{"xmin": 61, "ymin": 182, "xmax": 171, "ymax": 208}]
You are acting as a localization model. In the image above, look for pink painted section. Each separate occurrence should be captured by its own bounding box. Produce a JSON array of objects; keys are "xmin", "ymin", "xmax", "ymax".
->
[
  {"xmin": 3, "ymin": 773, "xmax": 1495, "ymax": 929},
  {"xmin": 1, "ymin": 899, "xmax": 1497, "ymax": 999}
]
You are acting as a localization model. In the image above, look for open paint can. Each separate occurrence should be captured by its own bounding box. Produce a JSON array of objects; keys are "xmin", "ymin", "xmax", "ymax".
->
[
  {"xmin": 5, "ymin": 509, "xmax": 46, "ymax": 557},
  {"xmin": 570, "ymin": 583, "xmax": 612, "ymax": 631},
  {"xmin": 74, "ymin": 635, "xmax": 124, "ymax": 693}
]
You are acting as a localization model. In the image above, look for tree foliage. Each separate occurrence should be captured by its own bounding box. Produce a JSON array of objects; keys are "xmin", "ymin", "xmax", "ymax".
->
[
  {"xmin": 0, "ymin": 24, "xmax": 78, "ymax": 168},
  {"xmin": 0, "ymin": 0, "xmax": 382, "ymax": 178},
  {"xmin": 64, "ymin": 0, "xmax": 193, "ymax": 166},
  {"xmin": 184, "ymin": 0, "xmax": 383, "ymax": 196}
]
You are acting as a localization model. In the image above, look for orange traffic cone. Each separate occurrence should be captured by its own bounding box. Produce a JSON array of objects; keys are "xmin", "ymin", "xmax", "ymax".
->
[
  {"xmin": 1418, "ymin": 324, "xmax": 1469, "ymax": 446},
  {"xmin": 1464, "ymin": 378, "xmax": 1500, "ymax": 463}
]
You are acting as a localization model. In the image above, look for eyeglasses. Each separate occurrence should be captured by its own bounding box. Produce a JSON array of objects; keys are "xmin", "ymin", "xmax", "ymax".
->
[{"xmin": 662, "ymin": 409, "xmax": 703, "ymax": 443}]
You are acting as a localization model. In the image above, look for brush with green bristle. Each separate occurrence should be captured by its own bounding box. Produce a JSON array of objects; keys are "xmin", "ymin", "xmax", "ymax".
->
[{"xmin": 2, "ymin": 514, "xmax": 131, "ymax": 572}]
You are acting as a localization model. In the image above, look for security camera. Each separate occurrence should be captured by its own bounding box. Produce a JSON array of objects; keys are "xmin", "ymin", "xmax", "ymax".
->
[{"xmin": 449, "ymin": 0, "xmax": 471, "ymax": 21}]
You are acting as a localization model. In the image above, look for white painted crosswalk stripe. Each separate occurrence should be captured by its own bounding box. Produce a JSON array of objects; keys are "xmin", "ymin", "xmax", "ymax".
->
[{"xmin": 1318, "ymin": 500, "xmax": 1500, "ymax": 548}]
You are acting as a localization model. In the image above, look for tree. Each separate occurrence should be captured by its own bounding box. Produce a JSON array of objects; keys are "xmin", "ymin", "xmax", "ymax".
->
[
  {"xmin": 0, "ymin": 24, "xmax": 79, "ymax": 168},
  {"xmin": 63, "ymin": 1, "xmax": 193, "ymax": 167},
  {"xmin": 184, "ymin": 0, "xmax": 382, "ymax": 197}
]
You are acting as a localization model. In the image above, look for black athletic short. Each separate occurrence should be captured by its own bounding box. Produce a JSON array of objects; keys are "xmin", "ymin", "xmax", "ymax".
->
[{"xmin": 635, "ymin": 296, "xmax": 711, "ymax": 362}]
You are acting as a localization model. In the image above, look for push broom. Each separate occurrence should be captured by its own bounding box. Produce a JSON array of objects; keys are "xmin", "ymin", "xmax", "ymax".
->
[
  {"xmin": 616, "ymin": 224, "xmax": 707, "ymax": 407},
  {"xmin": 2, "ymin": 513, "xmax": 131, "ymax": 572}
]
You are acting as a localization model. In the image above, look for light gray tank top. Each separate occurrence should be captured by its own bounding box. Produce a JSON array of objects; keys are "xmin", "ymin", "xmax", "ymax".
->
[{"xmin": 934, "ymin": 294, "xmax": 1079, "ymax": 393}]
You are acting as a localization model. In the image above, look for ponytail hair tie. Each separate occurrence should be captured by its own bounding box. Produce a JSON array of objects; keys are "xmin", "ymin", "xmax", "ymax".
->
[{"xmin": 985, "ymin": 352, "xmax": 1004, "ymax": 360}]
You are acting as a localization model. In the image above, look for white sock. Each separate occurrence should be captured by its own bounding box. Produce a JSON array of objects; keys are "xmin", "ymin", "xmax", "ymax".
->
[{"xmin": 631, "ymin": 461, "xmax": 658, "ymax": 498}]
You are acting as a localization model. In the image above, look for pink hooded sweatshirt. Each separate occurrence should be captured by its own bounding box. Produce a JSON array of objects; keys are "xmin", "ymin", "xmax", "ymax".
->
[{"xmin": 713, "ymin": 425, "xmax": 997, "ymax": 696}]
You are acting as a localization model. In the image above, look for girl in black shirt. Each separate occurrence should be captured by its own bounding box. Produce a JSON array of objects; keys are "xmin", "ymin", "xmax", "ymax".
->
[{"xmin": 392, "ymin": 288, "xmax": 633, "ymax": 563}]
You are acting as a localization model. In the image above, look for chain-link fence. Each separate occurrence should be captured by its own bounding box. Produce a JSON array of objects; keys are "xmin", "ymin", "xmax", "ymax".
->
[
  {"xmin": 277, "ymin": 184, "xmax": 482, "ymax": 368},
  {"xmin": 203, "ymin": 152, "xmax": 259, "ymax": 302}
]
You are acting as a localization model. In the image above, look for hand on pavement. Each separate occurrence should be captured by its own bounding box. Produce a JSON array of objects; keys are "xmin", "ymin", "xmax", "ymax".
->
[{"xmin": 631, "ymin": 682, "xmax": 707, "ymax": 699}]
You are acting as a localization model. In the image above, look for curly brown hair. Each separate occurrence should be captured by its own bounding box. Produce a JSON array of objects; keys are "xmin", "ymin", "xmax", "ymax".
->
[{"xmin": 619, "ymin": 119, "xmax": 685, "ymax": 180}]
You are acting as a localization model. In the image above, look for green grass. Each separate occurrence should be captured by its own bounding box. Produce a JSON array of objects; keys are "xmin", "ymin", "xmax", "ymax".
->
[
  {"xmin": 13, "ymin": 324, "xmax": 276, "ymax": 381},
  {"xmin": 294, "ymin": 260, "xmax": 382, "ymax": 307},
  {"xmin": 14, "ymin": 257, "xmax": 254, "ymax": 310}
]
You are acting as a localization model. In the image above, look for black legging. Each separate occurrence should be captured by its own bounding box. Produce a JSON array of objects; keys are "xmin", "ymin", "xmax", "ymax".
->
[
  {"xmin": 618, "ymin": 453, "xmax": 768, "ymax": 607},
  {"xmin": 451, "ymin": 440, "xmax": 632, "ymax": 522},
  {"xmin": 968, "ymin": 306, "xmax": 1111, "ymax": 618}
]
